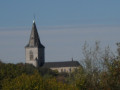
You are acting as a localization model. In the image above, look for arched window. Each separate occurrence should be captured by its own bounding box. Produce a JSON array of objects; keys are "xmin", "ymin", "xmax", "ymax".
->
[
  {"xmin": 61, "ymin": 69, "xmax": 63, "ymax": 72},
  {"xmin": 69, "ymin": 68, "xmax": 71, "ymax": 72},
  {"xmin": 64, "ymin": 69, "xmax": 66, "ymax": 72},
  {"xmin": 29, "ymin": 50, "xmax": 33, "ymax": 60}
]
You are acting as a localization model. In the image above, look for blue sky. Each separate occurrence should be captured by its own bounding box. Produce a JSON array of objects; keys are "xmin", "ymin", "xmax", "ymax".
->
[{"xmin": 0, "ymin": 0, "xmax": 120, "ymax": 63}]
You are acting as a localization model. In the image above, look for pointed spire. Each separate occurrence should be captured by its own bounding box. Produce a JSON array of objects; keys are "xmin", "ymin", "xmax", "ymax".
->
[
  {"xmin": 33, "ymin": 20, "xmax": 35, "ymax": 23},
  {"xmin": 26, "ymin": 20, "xmax": 44, "ymax": 48}
]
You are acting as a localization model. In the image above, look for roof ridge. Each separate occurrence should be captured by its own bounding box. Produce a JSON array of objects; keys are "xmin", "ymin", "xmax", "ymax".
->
[
  {"xmin": 45, "ymin": 61, "xmax": 78, "ymax": 63},
  {"xmin": 43, "ymin": 61, "xmax": 80, "ymax": 68}
]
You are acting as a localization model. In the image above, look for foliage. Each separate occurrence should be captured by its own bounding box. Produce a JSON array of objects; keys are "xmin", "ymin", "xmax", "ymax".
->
[
  {"xmin": 2, "ymin": 71, "xmax": 76, "ymax": 90},
  {"xmin": 1, "ymin": 42, "xmax": 120, "ymax": 89},
  {"xmin": 38, "ymin": 67, "xmax": 58, "ymax": 77},
  {"xmin": 0, "ymin": 62, "xmax": 77, "ymax": 89}
]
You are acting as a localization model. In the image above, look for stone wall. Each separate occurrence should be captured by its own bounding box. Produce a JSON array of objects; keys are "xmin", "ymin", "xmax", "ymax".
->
[
  {"xmin": 50, "ymin": 67, "xmax": 78, "ymax": 73},
  {"xmin": 38, "ymin": 48, "xmax": 45, "ymax": 65},
  {"xmin": 25, "ymin": 47, "xmax": 38, "ymax": 67}
]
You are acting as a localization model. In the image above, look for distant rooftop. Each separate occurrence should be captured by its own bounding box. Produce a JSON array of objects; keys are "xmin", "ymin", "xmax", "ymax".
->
[{"xmin": 43, "ymin": 61, "xmax": 80, "ymax": 68}]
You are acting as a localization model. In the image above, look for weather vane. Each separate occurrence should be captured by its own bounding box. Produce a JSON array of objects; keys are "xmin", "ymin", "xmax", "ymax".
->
[
  {"xmin": 34, "ymin": 14, "xmax": 36, "ymax": 20},
  {"xmin": 33, "ymin": 14, "xmax": 36, "ymax": 23}
]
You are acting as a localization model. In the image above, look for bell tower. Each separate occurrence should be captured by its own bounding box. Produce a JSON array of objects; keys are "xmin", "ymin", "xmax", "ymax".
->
[{"xmin": 25, "ymin": 20, "xmax": 45, "ymax": 67}]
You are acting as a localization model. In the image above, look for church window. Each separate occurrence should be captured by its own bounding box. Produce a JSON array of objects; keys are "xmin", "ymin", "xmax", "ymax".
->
[
  {"xmin": 61, "ymin": 69, "xmax": 63, "ymax": 72},
  {"xmin": 69, "ymin": 68, "xmax": 71, "ymax": 72},
  {"xmin": 64, "ymin": 69, "xmax": 66, "ymax": 72},
  {"xmin": 30, "ymin": 50, "xmax": 33, "ymax": 60},
  {"xmin": 31, "ymin": 36, "xmax": 34, "ymax": 39}
]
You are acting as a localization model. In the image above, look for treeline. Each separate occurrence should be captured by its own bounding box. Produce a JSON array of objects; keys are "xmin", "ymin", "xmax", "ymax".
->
[
  {"xmin": 0, "ymin": 62, "xmax": 76, "ymax": 90},
  {"xmin": 0, "ymin": 42, "xmax": 120, "ymax": 89}
]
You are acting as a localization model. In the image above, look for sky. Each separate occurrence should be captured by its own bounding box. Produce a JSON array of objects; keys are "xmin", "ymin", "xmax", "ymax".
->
[{"xmin": 0, "ymin": 0, "xmax": 120, "ymax": 63}]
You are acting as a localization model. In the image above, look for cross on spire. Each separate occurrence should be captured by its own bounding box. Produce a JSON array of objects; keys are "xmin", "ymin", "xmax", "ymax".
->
[{"xmin": 33, "ymin": 14, "xmax": 36, "ymax": 23}]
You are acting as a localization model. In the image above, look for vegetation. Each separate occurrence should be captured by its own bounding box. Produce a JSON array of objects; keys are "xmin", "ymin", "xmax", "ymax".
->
[{"xmin": 1, "ymin": 42, "xmax": 120, "ymax": 89}]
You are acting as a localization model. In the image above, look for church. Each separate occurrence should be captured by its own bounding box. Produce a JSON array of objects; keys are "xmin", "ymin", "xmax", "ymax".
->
[{"xmin": 25, "ymin": 20, "xmax": 80, "ymax": 73}]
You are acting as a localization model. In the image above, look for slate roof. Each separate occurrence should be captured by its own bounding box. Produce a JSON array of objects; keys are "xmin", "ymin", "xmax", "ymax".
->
[
  {"xmin": 43, "ymin": 61, "xmax": 80, "ymax": 68},
  {"xmin": 25, "ymin": 21, "xmax": 45, "ymax": 48}
]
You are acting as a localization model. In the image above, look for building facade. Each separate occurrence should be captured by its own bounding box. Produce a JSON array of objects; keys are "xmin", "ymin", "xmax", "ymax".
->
[
  {"xmin": 25, "ymin": 20, "xmax": 45, "ymax": 67},
  {"xmin": 43, "ymin": 61, "xmax": 80, "ymax": 73},
  {"xmin": 25, "ymin": 21, "xmax": 80, "ymax": 72}
]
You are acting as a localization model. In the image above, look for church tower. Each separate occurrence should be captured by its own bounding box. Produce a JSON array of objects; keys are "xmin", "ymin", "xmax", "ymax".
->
[{"xmin": 25, "ymin": 20, "xmax": 45, "ymax": 67}]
